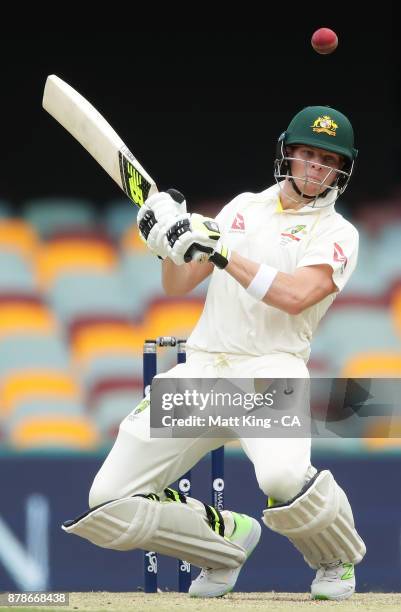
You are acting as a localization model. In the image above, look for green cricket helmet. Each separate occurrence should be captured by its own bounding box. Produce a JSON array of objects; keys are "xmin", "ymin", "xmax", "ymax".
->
[{"xmin": 274, "ymin": 106, "xmax": 358, "ymax": 203}]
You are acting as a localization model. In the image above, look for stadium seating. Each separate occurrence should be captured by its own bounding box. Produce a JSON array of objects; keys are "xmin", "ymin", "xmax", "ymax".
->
[
  {"xmin": 8, "ymin": 413, "xmax": 98, "ymax": 450},
  {"xmin": 86, "ymin": 376, "xmax": 142, "ymax": 438},
  {"xmin": 0, "ymin": 218, "xmax": 39, "ymax": 261},
  {"xmin": 0, "ymin": 253, "xmax": 37, "ymax": 292},
  {"xmin": 0, "ymin": 335, "xmax": 70, "ymax": 376},
  {"xmin": 1, "ymin": 195, "xmax": 401, "ymax": 451},
  {"xmin": 37, "ymin": 230, "xmax": 118, "ymax": 289},
  {"xmin": 104, "ymin": 198, "xmax": 138, "ymax": 240},
  {"xmin": 310, "ymin": 306, "xmax": 401, "ymax": 376},
  {"xmin": 23, "ymin": 197, "xmax": 96, "ymax": 238},
  {"xmin": 0, "ymin": 295, "xmax": 57, "ymax": 339}
]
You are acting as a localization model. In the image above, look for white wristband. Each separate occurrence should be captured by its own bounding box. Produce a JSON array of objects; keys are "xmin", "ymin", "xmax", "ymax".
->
[{"xmin": 246, "ymin": 264, "xmax": 278, "ymax": 300}]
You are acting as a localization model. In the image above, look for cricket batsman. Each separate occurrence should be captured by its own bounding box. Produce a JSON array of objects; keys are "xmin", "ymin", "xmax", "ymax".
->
[{"xmin": 63, "ymin": 106, "xmax": 366, "ymax": 600}]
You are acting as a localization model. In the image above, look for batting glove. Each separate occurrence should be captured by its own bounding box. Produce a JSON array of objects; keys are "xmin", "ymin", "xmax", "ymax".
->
[
  {"xmin": 137, "ymin": 189, "xmax": 187, "ymax": 259},
  {"xmin": 166, "ymin": 213, "xmax": 222, "ymax": 265},
  {"xmin": 208, "ymin": 240, "xmax": 231, "ymax": 269}
]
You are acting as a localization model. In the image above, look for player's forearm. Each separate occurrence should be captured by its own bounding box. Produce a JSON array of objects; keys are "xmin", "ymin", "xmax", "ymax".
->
[
  {"xmin": 225, "ymin": 251, "xmax": 321, "ymax": 314},
  {"xmin": 162, "ymin": 258, "xmax": 213, "ymax": 296},
  {"xmin": 162, "ymin": 258, "xmax": 192, "ymax": 296}
]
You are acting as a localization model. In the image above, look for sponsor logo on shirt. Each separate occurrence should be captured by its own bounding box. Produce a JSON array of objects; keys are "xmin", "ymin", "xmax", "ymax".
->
[
  {"xmin": 333, "ymin": 242, "xmax": 348, "ymax": 273},
  {"xmin": 230, "ymin": 212, "xmax": 245, "ymax": 232},
  {"xmin": 280, "ymin": 224, "xmax": 307, "ymax": 246}
]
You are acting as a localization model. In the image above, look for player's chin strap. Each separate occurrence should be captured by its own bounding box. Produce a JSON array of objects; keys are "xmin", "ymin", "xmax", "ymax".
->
[
  {"xmin": 288, "ymin": 174, "xmax": 320, "ymax": 200},
  {"xmin": 262, "ymin": 470, "xmax": 366, "ymax": 569}
]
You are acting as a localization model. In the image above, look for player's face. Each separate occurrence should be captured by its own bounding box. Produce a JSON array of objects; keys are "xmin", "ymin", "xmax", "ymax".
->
[{"xmin": 287, "ymin": 145, "xmax": 344, "ymax": 197}]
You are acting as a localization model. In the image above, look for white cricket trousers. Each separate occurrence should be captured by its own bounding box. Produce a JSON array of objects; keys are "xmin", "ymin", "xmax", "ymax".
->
[{"xmin": 89, "ymin": 349, "xmax": 314, "ymax": 508}]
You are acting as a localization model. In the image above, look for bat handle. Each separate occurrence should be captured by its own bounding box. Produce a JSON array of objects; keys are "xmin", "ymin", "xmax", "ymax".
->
[
  {"xmin": 184, "ymin": 244, "xmax": 213, "ymax": 264},
  {"xmin": 192, "ymin": 250, "xmax": 210, "ymax": 263}
]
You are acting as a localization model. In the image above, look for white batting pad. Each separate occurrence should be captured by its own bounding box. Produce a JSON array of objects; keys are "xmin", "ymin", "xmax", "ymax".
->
[
  {"xmin": 63, "ymin": 496, "xmax": 246, "ymax": 569},
  {"xmin": 262, "ymin": 470, "xmax": 366, "ymax": 569}
]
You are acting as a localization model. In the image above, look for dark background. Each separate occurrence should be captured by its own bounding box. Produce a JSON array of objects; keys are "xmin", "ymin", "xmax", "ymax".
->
[{"xmin": 1, "ymin": 13, "xmax": 399, "ymax": 214}]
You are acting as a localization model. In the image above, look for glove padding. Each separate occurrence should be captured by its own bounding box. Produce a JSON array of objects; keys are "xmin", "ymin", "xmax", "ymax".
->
[
  {"xmin": 167, "ymin": 213, "xmax": 221, "ymax": 265},
  {"xmin": 209, "ymin": 241, "xmax": 231, "ymax": 269},
  {"xmin": 145, "ymin": 215, "xmax": 175, "ymax": 260},
  {"xmin": 137, "ymin": 190, "xmax": 187, "ymax": 259}
]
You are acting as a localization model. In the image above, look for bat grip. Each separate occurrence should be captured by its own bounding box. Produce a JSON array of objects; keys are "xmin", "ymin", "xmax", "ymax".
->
[
  {"xmin": 192, "ymin": 250, "xmax": 210, "ymax": 263},
  {"xmin": 184, "ymin": 244, "xmax": 213, "ymax": 264}
]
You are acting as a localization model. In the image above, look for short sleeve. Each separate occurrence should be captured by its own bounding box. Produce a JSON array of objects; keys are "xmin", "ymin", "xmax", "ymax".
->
[
  {"xmin": 297, "ymin": 221, "xmax": 359, "ymax": 292},
  {"xmin": 214, "ymin": 193, "xmax": 252, "ymax": 232}
]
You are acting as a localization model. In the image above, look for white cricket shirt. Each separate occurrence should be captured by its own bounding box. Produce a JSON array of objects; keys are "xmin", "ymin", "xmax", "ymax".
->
[{"xmin": 187, "ymin": 182, "xmax": 359, "ymax": 362}]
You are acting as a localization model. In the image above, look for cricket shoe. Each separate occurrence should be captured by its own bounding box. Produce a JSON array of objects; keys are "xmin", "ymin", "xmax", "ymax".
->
[
  {"xmin": 311, "ymin": 561, "xmax": 355, "ymax": 601},
  {"xmin": 189, "ymin": 512, "xmax": 261, "ymax": 598}
]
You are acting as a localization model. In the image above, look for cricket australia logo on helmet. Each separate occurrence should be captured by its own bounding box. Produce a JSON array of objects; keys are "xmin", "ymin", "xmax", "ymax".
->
[{"xmin": 311, "ymin": 115, "xmax": 338, "ymax": 137}]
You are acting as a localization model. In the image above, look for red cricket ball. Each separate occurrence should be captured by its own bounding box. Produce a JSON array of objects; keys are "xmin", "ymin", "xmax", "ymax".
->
[{"xmin": 311, "ymin": 28, "xmax": 338, "ymax": 55}]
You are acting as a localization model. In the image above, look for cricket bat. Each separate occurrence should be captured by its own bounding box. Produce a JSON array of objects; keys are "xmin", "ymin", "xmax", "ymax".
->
[
  {"xmin": 42, "ymin": 74, "xmax": 158, "ymax": 208},
  {"xmin": 42, "ymin": 74, "xmax": 206, "ymax": 262}
]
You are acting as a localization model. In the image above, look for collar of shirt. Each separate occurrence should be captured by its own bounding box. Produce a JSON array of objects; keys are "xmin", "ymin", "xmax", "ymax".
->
[{"xmin": 273, "ymin": 181, "xmax": 337, "ymax": 216}]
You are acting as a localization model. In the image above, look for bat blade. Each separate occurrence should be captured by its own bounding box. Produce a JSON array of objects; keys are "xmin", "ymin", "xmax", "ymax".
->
[{"xmin": 42, "ymin": 74, "xmax": 157, "ymax": 207}]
